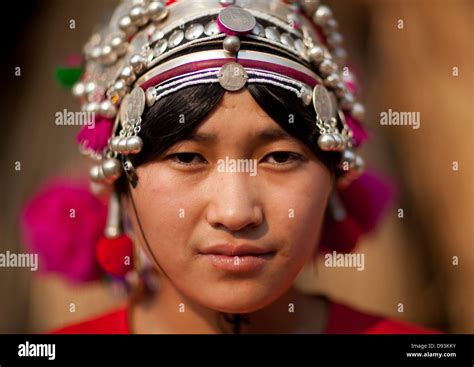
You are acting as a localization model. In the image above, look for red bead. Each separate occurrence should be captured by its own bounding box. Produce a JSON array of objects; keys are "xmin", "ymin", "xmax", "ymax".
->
[{"xmin": 96, "ymin": 235, "xmax": 134, "ymax": 277}]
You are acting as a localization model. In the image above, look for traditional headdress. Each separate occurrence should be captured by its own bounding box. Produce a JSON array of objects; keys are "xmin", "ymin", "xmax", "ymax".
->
[{"xmin": 22, "ymin": 0, "xmax": 393, "ymax": 283}]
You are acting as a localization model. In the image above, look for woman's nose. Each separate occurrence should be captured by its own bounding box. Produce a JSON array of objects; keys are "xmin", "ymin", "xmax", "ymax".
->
[{"xmin": 205, "ymin": 172, "xmax": 263, "ymax": 233}]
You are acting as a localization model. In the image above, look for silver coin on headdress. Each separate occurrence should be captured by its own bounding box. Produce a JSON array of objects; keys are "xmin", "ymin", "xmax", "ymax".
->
[
  {"xmin": 218, "ymin": 62, "xmax": 248, "ymax": 91},
  {"xmin": 313, "ymin": 84, "xmax": 333, "ymax": 123},
  {"xmin": 218, "ymin": 6, "xmax": 256, "ymax": 34},
  {"xmin": 120, "ymin": 87, "xmax": 146, "ymax": 127}
]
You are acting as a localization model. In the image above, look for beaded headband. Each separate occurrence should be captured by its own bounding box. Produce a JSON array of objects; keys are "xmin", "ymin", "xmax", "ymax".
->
[{"xmin": 73, "ymin": 0, "xmax": 367, "ymax": 193}]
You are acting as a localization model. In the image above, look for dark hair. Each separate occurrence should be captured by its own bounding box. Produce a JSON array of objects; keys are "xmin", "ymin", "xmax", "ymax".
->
[{"xmin": 117, "ymin": 82, "xmax": 340, "ymax": 194}]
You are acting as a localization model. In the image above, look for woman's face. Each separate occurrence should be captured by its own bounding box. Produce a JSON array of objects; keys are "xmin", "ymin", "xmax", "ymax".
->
[{"xmin": 128, "ymin": 89, "xmax": 332, "ymax": 313}]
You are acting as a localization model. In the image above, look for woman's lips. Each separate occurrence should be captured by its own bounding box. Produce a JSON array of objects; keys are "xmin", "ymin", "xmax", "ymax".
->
[{"xmin": 198, "ymin": 244, "xmax": 275, "ymax": 273}]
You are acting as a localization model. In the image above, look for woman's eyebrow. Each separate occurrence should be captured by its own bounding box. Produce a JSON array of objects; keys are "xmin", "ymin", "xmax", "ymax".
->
[{"xmin": 183, "ymin": 128, "xmax": 293, "ymax": 144}]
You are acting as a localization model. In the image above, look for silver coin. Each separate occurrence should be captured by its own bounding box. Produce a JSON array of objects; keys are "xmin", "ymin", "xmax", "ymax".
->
[
  {"xmin": 153, "ymin": 39, "xmax": 168, "ymax": 56},
  {"xmin": 218, "ymin": 62, "xmax": 248, "ymax": 92},
  {"xmin": 204, "ymin": 20, "xmax": 220, "ymax": 36},
  {"xmin": 265, "ymin": 26, "xmax": 280, "ymax": 41},
  {"xmin": 313, "ymin": 84, "xmax": 333, "ymax": 123},
  {"xmin": 185, "ymin": 23, "xmax": 204, "ymax": 40},
  {"xmin": 218, "ymin": 6, "xmax": 256, "ymax": 34},
  {"xmin": 280, "ymin": 33, "xmax": 295, "ymax": 48},
  {"xmin": 168, "ymin": 29, "xmax": 184, "ymax": 48},
  {"xmin": 120, "ymin": 87, "xmax": 146, "ymax": 126},
  {"xmin": 251, "ymin": 23, "xmax": 264, "ymax": 36}
]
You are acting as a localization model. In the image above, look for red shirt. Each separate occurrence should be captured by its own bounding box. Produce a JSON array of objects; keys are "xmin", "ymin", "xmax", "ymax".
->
[{"xmin": 51, "ymin": 299, "xmax": 439, "ymax": 334}]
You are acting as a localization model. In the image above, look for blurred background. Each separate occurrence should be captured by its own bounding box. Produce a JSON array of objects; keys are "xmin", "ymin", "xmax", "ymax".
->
[{"xmin": 0, "ymin": 0, "xmax": 472, "ymax": 333}]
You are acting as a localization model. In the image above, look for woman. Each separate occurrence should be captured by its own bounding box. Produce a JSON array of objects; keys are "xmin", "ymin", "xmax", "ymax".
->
[{"xmin": 28, "ymin": 0, "xmax": 438, "ymax": 333}]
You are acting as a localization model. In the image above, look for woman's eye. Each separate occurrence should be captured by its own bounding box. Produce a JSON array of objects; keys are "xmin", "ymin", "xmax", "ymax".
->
[
  {"xmin": 168, "ymin": 153, "xmax": 207, "ymax": 166},
  {"xmin": 263, "ymin": 152, "xmax": 303, "ymax": 165}
]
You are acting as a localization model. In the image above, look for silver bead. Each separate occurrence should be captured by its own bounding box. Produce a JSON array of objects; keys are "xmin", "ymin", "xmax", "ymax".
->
[
  {"xmin": 99, "ymin": 100, "xmax": 117, "ymax": 119},
  {"xmin": 89, "ymin": 46, "xmax": 102, "ymax": 60},
  {"xmin": 324, "ymin": 73, "xmax": 340, "ymax": 88},
  {"xmin": 126, "ymin": 136, "xmax": 143, "ymax": 154},
  {"xmin": 148, "ymin": 1, "xmax": 169, "ymax": 22},
  {"xmin": 120, "ymin": 65, "xmax": 136, "ymax": 85},
  {"xmin": 308, "ymin": 45, "xmax": 325, "ymax": 64},
  {"xmin": 300, "ymin": 0, "xmax": 320, "ymax": 15},
  {"xmin": 84, "ymin": 81, "xmax": 96, "ymax": 96},
  {"xmin": 110, "ymin": 33, "xmax": 128, "ymax": 56},
  {"xmin": 327, "ymin": 32, "xmax": 343, "ymax": 47},
  {"xmin": 324, "ymin": 18, "xmax": 339, "ymax": 32},
  {"xmin": 332, "ymin": 47, "xmax": 348, "ymax": 64},
  {"xmin": 82, "ymin": 101, "xmax": 99, "ymax": 114},
  {"xmin": 332, "ymin": 133, "xmax": 344, "ymax": 151},
  {"xmin": 129, "ymin": 54, "xmax": 146, "ymax": 73},
  {"xmin": 301, "ymin": 85, "xmax": 313, "ymax": 106},
  {"xmin": 129, "ymin": 5, "xmax": 148, "ymax": 27},
  {"xmin": 313, "ymin": 5, "xmax": 333, "ymax": 26},
  {"xmin": 90, "ymin": 165, "xmax": 105, "ymax": 182},
  {"xmin": 110, "ymin": 136, "xmax": 122, "ymax": 151},
  {"xmin": 223, "ymin": 35, "xmax": 241, "ymax": 54},
  {"xmin": 185, "ymin": 23, "xmax": 204, "ymax": 41},
  {"xmin": 117, "ymin": 138, "xmax": 129, "ymax": 154},
  {"xmin": 102, "ymin": 158, "xmax": 122, "ymax": 181},
  {"xmin": 145, "ymin": 87, "xmax": 157, "ymax": 107},
  {"xmin": 340, "ymin": 149, "xmax": 356, "ymax": 169},
  {"xmin": 113, "ymin": 79, "xmax": 128, "ymax": 98},
  {"xmin": 319, "ymin": 59, "xmax": 334, "ymax": 75},
  {"xmin": 72, "ymin": 82, "xmax": 86, "ymax": 99},
  {"xmin": 100, "ymin": 45, "xmax": 117, "ymax": 65},
  {"xmin": 317, "ymin": 134, "xmax": 335, "ymax": 151},
  {"xmin": 219, "ymin": 0, "xmax": 235, "ymax": 5},
  {"xmin": 119, "ymin": 15, "xmax": 138, "ymax": 37},
  {"xmin": 351, "ymin": 102, "xmax": 366, "ymax": 121}
]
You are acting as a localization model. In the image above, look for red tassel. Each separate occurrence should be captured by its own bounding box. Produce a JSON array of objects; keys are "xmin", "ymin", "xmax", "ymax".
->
[{"xmin": 96, "ymin": 235, "xmax": 134, "ymax": 277}]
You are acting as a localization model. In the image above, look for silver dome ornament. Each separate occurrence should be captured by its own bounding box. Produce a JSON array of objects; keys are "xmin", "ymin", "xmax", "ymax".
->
[
  {"xmin": 317, "ymin": 133, "xmax": 336, "ymax": 151},
  {"xmin": 145, "ymin": 87, "xmax": 158, "ymax": 107},
  {"xmin": 120, "ymin": 65, "xmax": 137, "ymax": 85},
  {"xmin": 113, "ymin": 79, "xmax": 129, "ymax": 98},
  {"xmin": 223, "ymin": 35, "xmax": 241, "ymax": 54},
  {"xmin": 252, "ymin": 23, "xmax": 265, "ymax": 37},
  {"xmin": 294, "ymin": 39, "xmax": 307, "ymax": 57},
  {"xmin": 218, "ymin": 6, "xmax": 256, "ymax": 36},
  {"xmin": 218, "ymin": 62, "xmax": 248, "ymax": 92},
  {"xmin": 117, "ymin": 138, "xmax": 130, "ymax": 155},
  {"xmin": 148, "ymin": 1, "xmax": 169, "ymax": 22},
  {"xmin": 100, "ymin": 45, "xmax": 118, "ymax": 65},
  {"xmin": 119, "ymin": 15, "xmax": 138, "ymax": 37},
  {"xmin": 82, "ymin": 101, "xmax": 100, "ymax": 114},
  {"xmin": 308, "ymin": 45, "xmax": 325, "ymax": 64},
  {"xmin": 300, "ymin": 0, "xmax": 321, "ymax": 16},
  {"xmin": 101, "ymin": 157, "xmax": 123, "ymax": 182},
  {"xmin": 301, "ymin": 85, "xmax": 313, "ymax": 106},
  {"xmin": 126, "ymin": 136, "xmax": 144, "ymax": 154},
  {"xmin": 219, "ymin": 0, "xmax": 235, "ymax": 6},
  {"xmin": 313, "ymin": 5, "xmax": 333, "ymax": 27},
  {"xmin": 280, "ymin": 33, "xmax": 295, "ymax": 48},
  {"xmin": 168, "ymin": 29, "xmax": 185, "ymax": 48},
  {"xmin": 204, "ymin": 20, "xmax": 220, "ymax": 36},
  {"xmin": 129, "ymin": 54, "xmax": 146, "ymax": 73},
  {"xmin": 351, "ymin": 102, "xmax": 366, "ymax": 121},
  {"xmin": 84, "ymin": 81, "xmax": 97, "ymax": 96},
  {"xmin": 153, "ymin": 39, "xmax": 168, "ymax": 57},
  {"xmin": 265, "ymin": 26, "xmax": 281, "ymax": 42},
  {"xmin": 185, "ymin": 23, "xmax": 205, "ymax": 41},
  {"xmin": 98, "ymin": 100, "xmax": 117, "ymax": 118}
]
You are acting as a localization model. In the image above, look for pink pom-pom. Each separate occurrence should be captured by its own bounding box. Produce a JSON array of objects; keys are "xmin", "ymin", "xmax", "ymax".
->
[
  {"xmin": 20, "ymin": 179, "xmax": 107, "ymax": 283},
  {"xmin": 318, "ymin": 171, "xmax": 396, "ymax": 254},
  {"xmin": 76, "ymin": 117, "xmax": 113, "ymax": 154}
]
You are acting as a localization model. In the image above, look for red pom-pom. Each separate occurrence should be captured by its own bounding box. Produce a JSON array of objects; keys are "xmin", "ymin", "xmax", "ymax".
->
[{"xmin": 96, "ymin": 235, "xmax": 134, "ymax": 277}]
